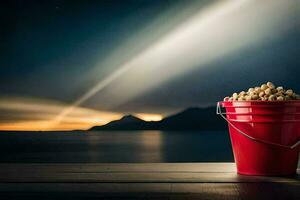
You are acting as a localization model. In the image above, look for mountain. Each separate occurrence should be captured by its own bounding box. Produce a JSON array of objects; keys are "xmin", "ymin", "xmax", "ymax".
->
[
  {"xmin": 91, "ymin": 115, "xmax": 149, "ymax": 130},
  {"xmin": 89, "ymin": 107, "xmax": 227, "ymax": 131},
  {"xmin": 106, "ymin": 115, "xmax": 144, "ymax": 126},
  {"xmin": 157, "ymin": 107, "xmax": 226, "ymax": 130}
]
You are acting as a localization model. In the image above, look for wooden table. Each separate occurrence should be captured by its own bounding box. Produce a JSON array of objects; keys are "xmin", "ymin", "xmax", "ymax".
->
[{"xmin": 0, "ymin": 163, "xmax": 299, "ymax": 199}]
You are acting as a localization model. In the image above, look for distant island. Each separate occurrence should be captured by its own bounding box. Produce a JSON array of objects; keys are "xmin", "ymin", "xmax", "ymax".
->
[{"xmin": 89, "ymin": 107, "xmax": 227, "ymax": 131}]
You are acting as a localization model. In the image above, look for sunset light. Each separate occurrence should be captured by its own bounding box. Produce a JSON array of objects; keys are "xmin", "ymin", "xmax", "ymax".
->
[
  {"xmin": 0, "ymin": 97, "xmax": 121, "ymax": 131},
  {"xmin": 135, "ymin": 113, "xmax": 163, "ymax": 122},
  {"xmin": 0, "ymin": 97, "xmax": 163, "ymax": 131}
]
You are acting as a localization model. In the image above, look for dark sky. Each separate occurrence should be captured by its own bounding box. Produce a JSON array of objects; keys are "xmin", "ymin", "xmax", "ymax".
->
[
  {"xmin": 1, "ymin": 0, "xmax": 300, "ymax": 130},
  {"xmin": 1, "ymin": 0, "xmax": 185, "ymax": 99}
]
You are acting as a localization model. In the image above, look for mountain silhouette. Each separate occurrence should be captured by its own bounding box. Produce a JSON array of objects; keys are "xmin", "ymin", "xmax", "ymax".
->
[
  {"xmin": 89, "ymin": 107, "xmax": 226, "ymax": 131},
  {"xmin": 109, "ymin": 115, "xmax": 144, "ymax": 125},
  {"xmin": 93, "ymin": 114, "xmax": 150, "ymax": 130}
]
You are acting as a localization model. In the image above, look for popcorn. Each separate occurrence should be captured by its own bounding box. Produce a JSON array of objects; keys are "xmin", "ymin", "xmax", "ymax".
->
[
  {"xmin": 223, "ymin": 82, "xmax": 300, "ymax": 101},
  {"xmin": 277, "ymin": 96, "xmax": 284, "ymax": 101}
]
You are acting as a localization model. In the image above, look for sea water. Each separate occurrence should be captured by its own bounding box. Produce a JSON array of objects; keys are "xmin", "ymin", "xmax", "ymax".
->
[{"xmin": 0, "ymin": 131, "xmax": 233, "ymax": 163}]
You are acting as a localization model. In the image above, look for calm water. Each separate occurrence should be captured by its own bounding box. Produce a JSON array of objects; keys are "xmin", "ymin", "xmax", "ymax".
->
[{"xmin": 0, "ymin": 131, "xmax": 233, "ymax": 163}]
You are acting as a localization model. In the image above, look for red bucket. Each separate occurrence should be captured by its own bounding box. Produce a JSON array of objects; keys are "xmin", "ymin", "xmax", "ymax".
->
[{"xmin": 217, "ymin": 101, "xmax": 300, "ymax": 176}]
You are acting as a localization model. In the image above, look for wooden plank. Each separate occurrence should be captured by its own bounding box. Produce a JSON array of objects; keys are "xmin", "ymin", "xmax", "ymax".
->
[
  {"xmin": 0, "ymin": 163, "xmax": 237, "ymax": 173},
  {"xmin": 0, "ymin": 163, "xmax": 299, "ymax": 199},
  {"xmin": 0, "ymin": 163, "xmax": 298, "ymax": 183},
  {"xmin": 0, "ymin": 162, "xmax": 298, "ymax": 173},
  {"xmin": 0, "ymin": 172, "xmax": 299, "ymax": 183},
  {"xmin": 0, "ymin": 183, "xmax": 172, "ymax": 193},
  {"xmin": 0, "ymin": 183, "xmax": 299, "ymax": 200},
  {"xmin": 0, "ymin": 183, "xmax": 298, "ymax": 194}
]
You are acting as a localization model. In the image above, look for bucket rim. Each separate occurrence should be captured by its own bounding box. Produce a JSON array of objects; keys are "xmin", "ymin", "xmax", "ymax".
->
[{"xmin": 219, "ymin": 100, "xmax": 300, "ymax": 108}]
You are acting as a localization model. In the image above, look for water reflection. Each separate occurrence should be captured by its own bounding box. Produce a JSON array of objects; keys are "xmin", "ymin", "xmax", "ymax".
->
[
  {"xmin": 84, "ymin": 131, "xmax": 163, "ymax": 162},
  {"xmin": 161, "ymin": 131, "xmax": 233, "ymax": 162},
  {"xmin": 134, "ymin": 131, "xmax": 163, "ymax": 162},
  {"xmin": 0, "ymin": 130, "xmax": 233, "ymax": 163}
]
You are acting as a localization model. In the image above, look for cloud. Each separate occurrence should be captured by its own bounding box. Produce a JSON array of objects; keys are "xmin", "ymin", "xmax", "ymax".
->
[
  {"xmin": 0, "ymin": 96, "xmax": 163, "ymax": 130},
  {"xmin": 0, "ymin": 96, "xmax": 121, "ymax": 130}
]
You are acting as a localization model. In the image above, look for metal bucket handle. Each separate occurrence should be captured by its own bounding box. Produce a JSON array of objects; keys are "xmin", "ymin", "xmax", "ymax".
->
[{"xmin": 217, "ymin": 102, "xmax": 300, "ymax": 149}]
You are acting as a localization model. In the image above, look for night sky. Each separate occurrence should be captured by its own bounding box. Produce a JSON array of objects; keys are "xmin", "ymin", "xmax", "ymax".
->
[{"xmin": 1, "ymin": 0, "xmax": 300, "ymax": 130}]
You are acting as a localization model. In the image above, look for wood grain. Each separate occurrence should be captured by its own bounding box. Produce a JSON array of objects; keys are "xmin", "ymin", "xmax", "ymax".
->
[{"xmin": 0, "ymin": 163, "xmax": 299, "ymax": 199}]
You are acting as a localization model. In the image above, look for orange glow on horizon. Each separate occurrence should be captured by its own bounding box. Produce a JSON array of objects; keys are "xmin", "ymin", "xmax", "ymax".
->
[
  {"xmin": 0, "ymin": 97, "xmax": 163, "ymax": 131},
  {"xmin": 135, "ymin": 113, "xmax": 163, "ymax": 121},
  {"xmin": 0, "ymin": 113, "xmax": 164, "ymax": 131},
  {"xmin": 0, "ymin": 121, "xmax": 94, "ymax": 131}
]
